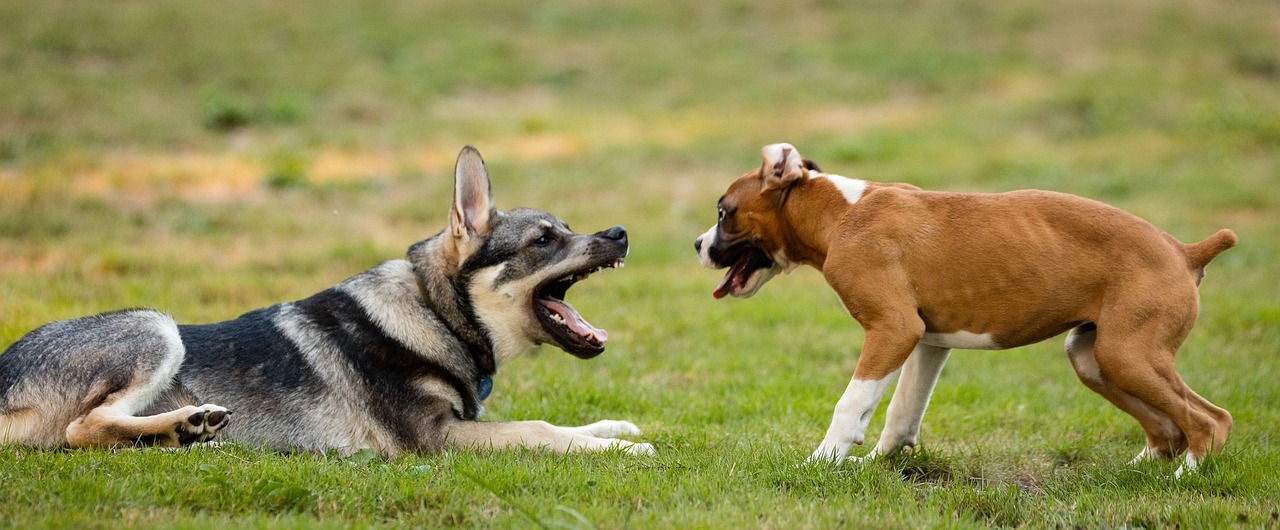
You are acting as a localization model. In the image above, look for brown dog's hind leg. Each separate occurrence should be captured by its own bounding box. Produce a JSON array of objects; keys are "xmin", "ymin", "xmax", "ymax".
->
[
  {"xmin": 1065, "ymin": 323, "xmax": 1187, "ymax": 460},
  {"xmin": 1089, "ymin": 307, "xmax": 1232, "ymax": 475}
]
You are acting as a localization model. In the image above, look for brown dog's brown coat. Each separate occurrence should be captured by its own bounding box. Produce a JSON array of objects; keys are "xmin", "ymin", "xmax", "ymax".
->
[{"xmin": 696, "ymin": 143, "xmax": 1234, "ymax": 474}]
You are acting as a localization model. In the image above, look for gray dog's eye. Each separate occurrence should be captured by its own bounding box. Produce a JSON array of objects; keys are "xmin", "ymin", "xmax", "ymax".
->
[{"xmin": 533, "ymin": 234, "xmax": 552, "ymax": 246}]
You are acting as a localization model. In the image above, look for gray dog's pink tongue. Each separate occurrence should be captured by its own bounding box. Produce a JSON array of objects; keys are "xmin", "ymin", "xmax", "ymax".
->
[{"xmin": 538, "ymin": 298, "xmax": 608, "ymax": 343}]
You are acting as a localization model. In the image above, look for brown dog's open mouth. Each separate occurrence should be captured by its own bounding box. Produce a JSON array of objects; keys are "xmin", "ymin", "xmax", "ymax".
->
[
  {"xmin": 534, "ymin": 257, "xmax": 624, "ymax": 357},
  {"xmin": 712, "ymin": 245, "xmax": 775, "ymax": 299}
]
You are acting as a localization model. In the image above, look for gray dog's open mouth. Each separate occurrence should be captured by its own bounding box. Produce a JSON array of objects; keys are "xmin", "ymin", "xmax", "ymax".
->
[{"xmin": 534, "ymin": 257, "xmax": 625, "ymax": 358}]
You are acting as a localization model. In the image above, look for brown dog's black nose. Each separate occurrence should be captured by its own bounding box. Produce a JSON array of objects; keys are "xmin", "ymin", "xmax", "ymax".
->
[
  {"xmin": 601, "ymin": 225, "xmax": 627, "ymax": 244},
  {"xmin": 694, "ymin": 236, "xmax": 703, "ymax": 252}
]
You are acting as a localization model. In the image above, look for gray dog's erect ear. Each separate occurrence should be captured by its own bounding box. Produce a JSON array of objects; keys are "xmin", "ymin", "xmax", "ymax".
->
[
  {"xmin": 761, "ymin": 143, "xmax": 808, "ymax": 191},
  {"xmin": 450, "ymin": 145, "xmax": 494, "ymax": 250}
]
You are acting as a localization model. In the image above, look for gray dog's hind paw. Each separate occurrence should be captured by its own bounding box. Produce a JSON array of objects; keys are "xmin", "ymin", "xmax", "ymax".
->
[{"xmin": 176, "ymin": 404, "xmax": 232, "ymax": 445}]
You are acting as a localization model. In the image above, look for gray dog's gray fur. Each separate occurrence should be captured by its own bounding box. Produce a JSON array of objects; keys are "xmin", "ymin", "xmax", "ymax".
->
[{"xmin": 0, "ymin": 146, "xmax": 652, "ymax": 456}]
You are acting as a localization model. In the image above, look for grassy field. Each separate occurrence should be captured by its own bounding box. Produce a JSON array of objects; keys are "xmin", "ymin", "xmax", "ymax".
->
[{"xmin": 2, "ymin": 0, "xmax": 1279, "ymax": 527}]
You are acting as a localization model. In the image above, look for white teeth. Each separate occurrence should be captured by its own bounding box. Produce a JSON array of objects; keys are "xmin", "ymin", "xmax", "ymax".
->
[{"xmin": 553, "ymin": 260, "xmax": 625, "ymax": 286}]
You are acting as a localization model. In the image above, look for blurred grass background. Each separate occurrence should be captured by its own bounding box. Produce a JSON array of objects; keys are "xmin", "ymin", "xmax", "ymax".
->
[{"xmin": 1, "ymin": 0, "xmax": 1278, "ymax": 528}]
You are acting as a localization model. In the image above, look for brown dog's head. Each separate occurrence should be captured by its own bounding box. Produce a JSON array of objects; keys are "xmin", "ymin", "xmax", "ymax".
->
[{"xmin": 694, "ymin": 143, "xmax": 818, "ymax": 299}]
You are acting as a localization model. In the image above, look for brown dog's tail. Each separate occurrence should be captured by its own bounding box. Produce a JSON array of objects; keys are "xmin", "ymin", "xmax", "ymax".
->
[{"xmin": 1183, "ymin": 228, "xmax": 1237, "ymax": 285}]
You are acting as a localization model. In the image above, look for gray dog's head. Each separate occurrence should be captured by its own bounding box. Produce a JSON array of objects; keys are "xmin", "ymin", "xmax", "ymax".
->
[{"xmin": 412, "ymin": 146, "xmax": 628, "ymax": 362}]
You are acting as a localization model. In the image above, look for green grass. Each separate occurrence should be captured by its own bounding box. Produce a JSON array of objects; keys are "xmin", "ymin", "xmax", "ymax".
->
[{"xmin": 2, "ymin": 0, "xmax": 1279, "ymax": 528}]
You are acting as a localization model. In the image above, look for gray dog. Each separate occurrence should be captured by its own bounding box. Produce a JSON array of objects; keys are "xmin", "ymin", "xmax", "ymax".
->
[{"xmin": 0, "ymin": 146, "xmax": 652, "ymax": 456}]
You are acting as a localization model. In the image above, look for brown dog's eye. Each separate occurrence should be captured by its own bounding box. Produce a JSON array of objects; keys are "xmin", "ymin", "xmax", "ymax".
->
[{"xmin": 718, "ymin": 205, "xmax": 736, "ymax": 222}]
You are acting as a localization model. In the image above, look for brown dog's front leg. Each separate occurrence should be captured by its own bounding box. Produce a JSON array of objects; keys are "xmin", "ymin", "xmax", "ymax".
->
[
  {"xmin": 807, "ymin": 327, "xmax": 922, "ymax": 464},
  {"xmin": 874, "ymin": 343, "xmax": 951, "ymax": 457}
]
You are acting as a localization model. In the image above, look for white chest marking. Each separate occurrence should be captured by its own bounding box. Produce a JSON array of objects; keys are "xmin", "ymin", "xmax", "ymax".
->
[
  {"xmin": 920, "ymin": 331, "xmax": 1002, "ymax": 350},
  {"xmin": 813, "ymin": 173, "xmax": 867, "ymax": 204}
]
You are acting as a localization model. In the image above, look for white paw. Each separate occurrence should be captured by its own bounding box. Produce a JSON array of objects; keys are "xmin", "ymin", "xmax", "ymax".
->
[
  {"xmin": 176, "ymin": 404, "xmax": 231, "ymax": 445},
  {"xmin": 578, "ymin": 419, "xmax": 643, "ymax": 438},
  {"xmin": 846, "ymin": 450, "xmax": 879, "ymax": 464},
  {"xmin": 1174, "ymin": 452, "xmax": 1199, "ymax": 478},
  {"xmin": 807, "ymin": 429, "xmax": 863, "ymax": 463},
  {"xmin": 621, "ymin": 441, "xmax": 655, "ymax": 456},
  {"xmin": 801, "ymin": 446, "xmax": 880, "ymax": 468},
  {"xmin": 805, "ymin": 445, "xmax": 847, "ymax": 465},
  {"xmin": 1128, "ymin": 447, "xmax": 1153, "ymax": 465}
]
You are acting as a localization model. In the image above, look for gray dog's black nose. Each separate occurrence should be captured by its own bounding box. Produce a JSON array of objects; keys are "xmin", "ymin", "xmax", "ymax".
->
[
  {"xmin": 602, "ymin": 225, "xmax": 627, "ymax": 243},
  {"xmin": 694, "ymin": 236, "xmax": 703, "ymax": 252}
]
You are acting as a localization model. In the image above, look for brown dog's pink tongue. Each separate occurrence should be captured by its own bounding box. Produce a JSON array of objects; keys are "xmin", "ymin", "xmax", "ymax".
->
[
  {"xmin": 538, "ymin": 298, "xmax": 608, "ymax": 343},
  {"xmin": 713, "ymin": 254, "xmax": 754, "ymax": 299},
  {"xmin": 713, "ymin": 272, "xmax": 734, "ymax": 299}
]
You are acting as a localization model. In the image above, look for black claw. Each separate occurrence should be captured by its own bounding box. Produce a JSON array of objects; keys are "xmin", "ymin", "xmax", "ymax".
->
[{"xmin": 187, "ymin": 410, "xmax": 206, "ymax": 426}]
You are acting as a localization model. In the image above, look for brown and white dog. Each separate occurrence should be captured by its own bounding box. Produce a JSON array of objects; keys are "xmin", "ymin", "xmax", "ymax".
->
[{"xmin": 695, "ymin": 143, "xmax": 1236, "ymax": 476}]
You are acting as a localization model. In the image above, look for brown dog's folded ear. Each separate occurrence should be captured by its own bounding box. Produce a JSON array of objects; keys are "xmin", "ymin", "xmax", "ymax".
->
[
  {"xmin": 761, "ymin": 143, "xmax": 808, "ymax": 190},
  {"xmin": 450, "ymin": 145, "xmax": 495, "ymax": 256}
]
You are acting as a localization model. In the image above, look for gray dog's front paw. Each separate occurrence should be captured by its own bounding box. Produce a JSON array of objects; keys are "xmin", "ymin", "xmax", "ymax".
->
[
  {"xmin": 623, "ymin": 441, "xmax": 655, "ymax": 456},
  {"xmin": 580, "ymin": 419, "xmax": 643, "ymax": 438}
]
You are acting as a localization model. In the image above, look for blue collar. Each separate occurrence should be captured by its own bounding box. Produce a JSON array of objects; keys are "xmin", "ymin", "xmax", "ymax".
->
[{"xmin": 478, "ymin": 376, "xmax": 493, "ymax": 401}]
